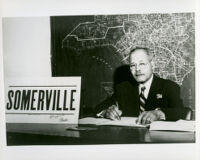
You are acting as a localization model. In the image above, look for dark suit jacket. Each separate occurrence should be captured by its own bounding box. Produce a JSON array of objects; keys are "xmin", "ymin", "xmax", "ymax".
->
[{"xmin": 95, "ymin": 75, "xmax": 186, "ymax": 121}]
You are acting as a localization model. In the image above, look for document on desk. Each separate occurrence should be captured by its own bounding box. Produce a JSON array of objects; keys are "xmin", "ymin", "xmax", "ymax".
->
[
  {"xmin": 78, "ymin": 117, "xmax": 147, "ymax": 127},
  {"xmin": 149, "ymin": 120, "xmax": 195, "ymax": 132}
]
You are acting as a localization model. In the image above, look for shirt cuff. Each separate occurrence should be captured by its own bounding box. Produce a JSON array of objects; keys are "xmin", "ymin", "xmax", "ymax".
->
[{"xmin": 96, "ymin": 110, "xmax": 106, "ymax": 118}]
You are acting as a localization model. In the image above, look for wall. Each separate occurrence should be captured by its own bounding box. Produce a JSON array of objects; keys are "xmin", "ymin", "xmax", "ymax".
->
[{"xmin": 3, "ymin": 17, "xmax": 51, "ymax": 78}]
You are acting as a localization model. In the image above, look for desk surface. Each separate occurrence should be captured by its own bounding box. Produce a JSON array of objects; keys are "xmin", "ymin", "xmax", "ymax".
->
[{"xmin": 6, "ymin": 123, "xmax": 195, "ymax": 145}]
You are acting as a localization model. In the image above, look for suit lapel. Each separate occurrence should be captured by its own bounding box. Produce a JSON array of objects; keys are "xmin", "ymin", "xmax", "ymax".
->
[
  {"xmin": 129, "ymin": 82, "xmax": 140, "ymax": 114},
  {"xmin": 145, "ymin": 75, "xmax": 161, "ymax": 110}
]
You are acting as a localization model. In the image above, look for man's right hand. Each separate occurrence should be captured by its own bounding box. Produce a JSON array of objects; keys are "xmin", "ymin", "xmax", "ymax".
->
[{"xmin": 104, "ymin": 104, "xmax": 122, "ymax": 120}]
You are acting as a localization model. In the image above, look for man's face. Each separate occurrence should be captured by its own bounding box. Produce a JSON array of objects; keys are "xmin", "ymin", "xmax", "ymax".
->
[{"xmin": 129, "ymin": 49, "xmax": 153, "ymax": 84}]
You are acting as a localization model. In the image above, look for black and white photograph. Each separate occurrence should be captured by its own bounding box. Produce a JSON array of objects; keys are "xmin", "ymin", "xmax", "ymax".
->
[
  {"xmin": 0, "ymin": 0, "xmax": 199, "ymax": 160},
  {"xmin": 4, "ymin": 12, "xmax": 195, "ymax": 145}
]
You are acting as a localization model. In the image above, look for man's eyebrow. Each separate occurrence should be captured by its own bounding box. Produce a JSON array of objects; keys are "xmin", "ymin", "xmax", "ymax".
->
[{"xmin": 130, "ymin": 60, "xmax": 148, "ymax": 64}]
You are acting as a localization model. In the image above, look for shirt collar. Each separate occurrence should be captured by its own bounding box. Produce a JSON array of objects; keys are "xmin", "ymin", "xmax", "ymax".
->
[{"xmin": 139, "ymin": 74, "xmax": 154, "ymax": 91}]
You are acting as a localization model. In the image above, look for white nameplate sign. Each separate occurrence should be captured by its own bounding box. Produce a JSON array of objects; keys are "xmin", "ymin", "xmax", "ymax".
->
[{"xmin": 5, "ymin": 77, "xmax": 81, "ymax": 124}]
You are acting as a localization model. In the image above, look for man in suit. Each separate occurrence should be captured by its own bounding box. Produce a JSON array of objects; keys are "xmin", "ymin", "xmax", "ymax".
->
[{"xmin": 95, "ymin": 47, "xmax": 185, "ymax": 124}]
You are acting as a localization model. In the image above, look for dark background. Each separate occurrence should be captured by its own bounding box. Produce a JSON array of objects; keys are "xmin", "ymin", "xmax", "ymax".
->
[{"xmin": 51, "ymin": 16, "xmax": 124, "ymax": 116}]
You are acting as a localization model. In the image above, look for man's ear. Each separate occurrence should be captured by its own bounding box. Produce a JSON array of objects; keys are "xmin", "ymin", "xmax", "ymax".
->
[{"xmin": 151, "ymin": 60, "xmax": 155, "ymax": 70}]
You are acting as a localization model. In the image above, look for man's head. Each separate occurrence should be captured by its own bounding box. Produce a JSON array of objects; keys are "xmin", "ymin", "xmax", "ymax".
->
[{"xmin": 129, "ymin": 47, "xmax": 153, "ymax": 84}]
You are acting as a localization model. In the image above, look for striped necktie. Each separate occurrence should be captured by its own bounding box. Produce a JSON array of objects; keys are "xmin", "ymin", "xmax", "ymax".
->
[{"xmin": 139, "ymin": 86, "xmax": 146, "ymax": 112}]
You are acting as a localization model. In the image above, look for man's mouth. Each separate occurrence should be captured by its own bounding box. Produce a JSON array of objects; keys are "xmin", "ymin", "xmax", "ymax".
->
[{"xmin": 136, "ymin": 74, "xmax": 144, "ymax": 77}]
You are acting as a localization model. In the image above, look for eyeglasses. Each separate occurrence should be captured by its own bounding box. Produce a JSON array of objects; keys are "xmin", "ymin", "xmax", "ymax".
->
[{"xmin": 130, "ymin": 62, "xmax": 149, "ymax": 70}]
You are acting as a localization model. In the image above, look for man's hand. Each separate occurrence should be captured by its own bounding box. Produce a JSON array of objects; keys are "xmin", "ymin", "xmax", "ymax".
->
[
  {"xmin": 104, "ymin": 104, "xmax": 122, "ymax": 120},
  {"xmin": 136, "ymin": 110, "xmax": 165, "ymax": 124}
]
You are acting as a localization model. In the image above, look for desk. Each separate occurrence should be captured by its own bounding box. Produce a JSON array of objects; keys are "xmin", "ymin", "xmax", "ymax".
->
[{"xmin": 6, "ymin": 123, "xmax": 195, "ymax": 145}]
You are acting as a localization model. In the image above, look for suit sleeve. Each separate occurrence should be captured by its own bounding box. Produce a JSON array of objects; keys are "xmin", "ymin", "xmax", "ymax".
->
[
  {"xmin": 161, "ymin": 81, "xmax": 186, "ymax": 121},
  {"xmin": 93, "ymin": 94, "xmax": 117, "ymax": 115}
]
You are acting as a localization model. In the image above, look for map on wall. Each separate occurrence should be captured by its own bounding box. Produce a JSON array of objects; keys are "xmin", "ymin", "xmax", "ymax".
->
[
  {"xmin": 62, "ymin": 13, "xmax": 194, "ymax": 85},
  {"xmin": 53, "ymin": 13, "xmax": 195, "ymax": 112}
]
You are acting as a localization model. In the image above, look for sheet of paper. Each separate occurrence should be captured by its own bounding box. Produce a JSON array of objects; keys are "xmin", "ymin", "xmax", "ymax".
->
[
  {"xmin": 149, "ymin": 120, "xmax": 195, "ymax": 132},
  {"xmin": 78, "ymin": 117, "xmax": 147, "ymax": 127}
]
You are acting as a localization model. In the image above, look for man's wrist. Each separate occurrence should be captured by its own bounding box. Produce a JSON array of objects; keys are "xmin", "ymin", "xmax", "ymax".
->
[{"xmin": 155, "ymin": 108, "xmax": 166, "ymax": 120}]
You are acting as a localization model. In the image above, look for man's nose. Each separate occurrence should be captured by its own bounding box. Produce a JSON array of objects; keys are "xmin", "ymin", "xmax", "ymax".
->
[{"xmin": 135, "ymin": 65, "xmax": 141, "ymax": 71}]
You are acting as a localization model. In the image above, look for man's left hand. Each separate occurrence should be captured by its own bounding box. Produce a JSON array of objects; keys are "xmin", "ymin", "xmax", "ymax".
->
[{"xmin": 136, "ymin": 110, "xmax": 165, "ymax": 125}]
